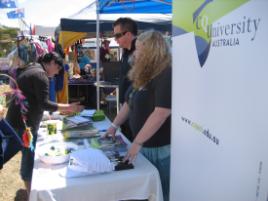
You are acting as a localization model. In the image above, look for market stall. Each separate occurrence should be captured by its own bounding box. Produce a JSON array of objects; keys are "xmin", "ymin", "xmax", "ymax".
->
[
  {"xmin": 30, "ymin": 113, "xmax": 163, "ymax": 201},
  {"xmin": 58, "ymin": 0, "xmax": 172, "ymax": 111}
]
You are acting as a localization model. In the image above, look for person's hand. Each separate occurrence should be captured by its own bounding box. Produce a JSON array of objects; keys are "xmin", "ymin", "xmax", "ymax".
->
[
  {"xmin": 124, "ymin": 142, "xmax": 142, "ymax": 164},
  {"xmin": 104, "ymin": 125, "xmax": 117, "ymax": 139},
  {"xmin": 69, "ymin": 102, "xmax": 85, "ymax": 113}
]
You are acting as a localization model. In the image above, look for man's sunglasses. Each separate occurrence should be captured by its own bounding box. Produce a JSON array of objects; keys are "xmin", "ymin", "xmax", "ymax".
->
[{"xmin": 113, "ymin": 31, "xmax": 127, "ymax": 39}]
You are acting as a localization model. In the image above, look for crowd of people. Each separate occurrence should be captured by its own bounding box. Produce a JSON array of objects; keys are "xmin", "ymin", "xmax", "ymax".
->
[{"xmin": 0, "ymin": 17, "xmax": 171, "ymax": 201}]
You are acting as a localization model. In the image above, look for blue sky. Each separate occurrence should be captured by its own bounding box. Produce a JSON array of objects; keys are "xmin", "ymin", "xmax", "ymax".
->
[{"xmin": 0, "ymin": 0, "xmax": 92, "ymax": 28}]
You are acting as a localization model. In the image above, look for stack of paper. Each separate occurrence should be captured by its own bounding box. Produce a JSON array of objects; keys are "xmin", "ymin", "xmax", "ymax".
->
[
  {"xmin": 79, "ymin": 109, "xmax": 96, "ymax": 117},
  {"xmin": 66, "ymin": 148, "xmax": 114, "ymax": 177},
  {"xmin": 65, "ymin": 116, "xmax": 91, "ymax": 125},
  {"xmin": 62, "ymin": 116, "xmax": 92, "ymax": 130},
  {"xmin": 63, "ymin": 125, "xmax": 99, "ymax": 139}
]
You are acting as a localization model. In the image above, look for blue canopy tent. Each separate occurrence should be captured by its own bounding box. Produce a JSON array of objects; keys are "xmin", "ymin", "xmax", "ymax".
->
[
  {"xmin": 61, "ymin": 18, "xmax": 170, "ymax": 33},
  {"xmin": 99, "ymin": 0, "xmax": 171, "ymax": 14},
  {"xmin": 95, "ymin": 0, "xmax": 172, "ymax": 110},
  {"xmin": 59, "ymin": 18, "xmax": 171, "ymax": 49}
]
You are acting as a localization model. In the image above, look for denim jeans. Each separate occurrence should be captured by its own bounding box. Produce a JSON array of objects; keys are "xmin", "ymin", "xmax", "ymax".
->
[
  {"xmin": 18, "ymin": 128, "xmax": 37, "ymax": 181},
  {"xmin": 141, "ymin": 145, "xmax": 170, "ymax": 201}
]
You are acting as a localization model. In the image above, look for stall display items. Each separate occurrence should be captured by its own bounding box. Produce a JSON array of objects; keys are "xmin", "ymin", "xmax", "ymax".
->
[
  {"xmin": 62, "ymin": 115, "xmax": 92, "ymax": 130},
  {"xmin": 38, "ymin": 141, "xmax": 78, "ymax": 165},
  {"xmin": 90, "ymin": 136, "xmax": 134, "ymax": 171}
]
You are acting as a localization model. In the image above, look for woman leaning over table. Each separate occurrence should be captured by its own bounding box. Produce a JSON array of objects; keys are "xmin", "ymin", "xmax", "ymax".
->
[
  {"xmin": 106, "ymin": 30, "xmax": 171, "ymax": 201},
  {"xmin": 6, "ymin": 43, "xmax": 84, "ymax": 197}
]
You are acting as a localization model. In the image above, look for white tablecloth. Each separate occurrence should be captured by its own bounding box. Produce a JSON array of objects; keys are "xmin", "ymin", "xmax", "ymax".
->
[{"xmin": 30, "ymin": 118, "xmax": 163, "ymax": 201}]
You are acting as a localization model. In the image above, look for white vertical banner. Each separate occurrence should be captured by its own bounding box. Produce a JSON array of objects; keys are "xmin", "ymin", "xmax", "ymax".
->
[{"xmin": 170, "ymin": 0, "xmax": 268, "ymax": 201}]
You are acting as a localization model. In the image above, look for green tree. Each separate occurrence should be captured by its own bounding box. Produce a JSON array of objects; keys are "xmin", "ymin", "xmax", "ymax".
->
[{"xmin": 0, "ymin": 27, "xmax": 18, "ymax": 57}]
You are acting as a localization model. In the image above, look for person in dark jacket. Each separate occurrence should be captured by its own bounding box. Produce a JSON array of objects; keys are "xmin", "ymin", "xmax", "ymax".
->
[
  {"xmin": 6, "ymin": 45, "xmax": 84, "ymax": 197},
  {"xmin": 100, "ymin": 39, "xmax": 111, "ymax": 63},
  {"xmin": 113, "ymin": 17, "xmax": 137, "ymax": 141}
]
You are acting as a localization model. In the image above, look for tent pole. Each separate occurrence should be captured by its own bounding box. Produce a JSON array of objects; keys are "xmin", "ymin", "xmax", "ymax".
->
[{"xmin": 96, "ymin": 0, "xmax": 100, "ymax": 111}]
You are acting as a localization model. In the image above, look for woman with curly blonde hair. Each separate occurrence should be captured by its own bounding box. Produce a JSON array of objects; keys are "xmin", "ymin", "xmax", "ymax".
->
[
  {"xmin": 106, "ymin": 30, "xmax": 171, "ymax": 201},
  {"xmin": 128, "ymin": 30, "xmax": 171, "ymax": 89}
]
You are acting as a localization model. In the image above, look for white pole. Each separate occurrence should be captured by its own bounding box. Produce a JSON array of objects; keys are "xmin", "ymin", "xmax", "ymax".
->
[{"xmin": 96, "ymin": 0, "xmax": 100, "ymax": 110}]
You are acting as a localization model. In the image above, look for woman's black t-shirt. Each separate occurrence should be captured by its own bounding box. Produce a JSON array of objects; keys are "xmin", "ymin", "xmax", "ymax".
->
[{"xmin": 126, "ymin": 67, "xmax": 171, "ymax": 147}]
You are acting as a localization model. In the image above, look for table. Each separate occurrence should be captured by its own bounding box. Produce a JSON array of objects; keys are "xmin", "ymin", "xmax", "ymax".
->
[{"xmin": 29, "ymin": 118, "xmax": 163, "ymax": 201}]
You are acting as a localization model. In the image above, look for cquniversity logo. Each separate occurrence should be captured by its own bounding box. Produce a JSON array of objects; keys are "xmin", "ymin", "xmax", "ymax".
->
[
  {"xmin": 173, "ymin": 0, "xmax": 249, "ymax": 67},
  {"xmin": 193, "ymin": 0, "xmax": 213, "ymax": 67}
]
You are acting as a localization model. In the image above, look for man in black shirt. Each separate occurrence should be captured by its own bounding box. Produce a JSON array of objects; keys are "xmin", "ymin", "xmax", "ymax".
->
[{"xmin": 113, "ymin": 18, "xmax": 137, "ymax": 141}]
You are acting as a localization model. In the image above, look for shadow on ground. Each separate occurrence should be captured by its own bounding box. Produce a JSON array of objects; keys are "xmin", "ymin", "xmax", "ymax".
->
[{"xmin": 14, "ymin": 189, "xmax": 27, "ymax": 201}]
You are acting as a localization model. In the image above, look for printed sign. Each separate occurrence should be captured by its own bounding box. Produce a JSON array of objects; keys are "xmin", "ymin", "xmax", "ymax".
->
[{"xmin": 171, "ymin": 0, "xmax": 268, "ymax": 201}]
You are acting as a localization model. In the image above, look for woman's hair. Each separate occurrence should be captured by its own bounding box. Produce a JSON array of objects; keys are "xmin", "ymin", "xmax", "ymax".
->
[
  {"xmin": 37, "ymin": 52, "xmax": 63, "ymax": 69},
  {"xmin": 128, "ymin": 30, "xmax": 171, "ymax": 89}
]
